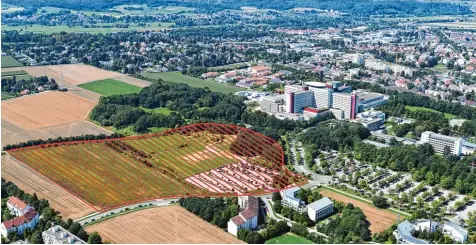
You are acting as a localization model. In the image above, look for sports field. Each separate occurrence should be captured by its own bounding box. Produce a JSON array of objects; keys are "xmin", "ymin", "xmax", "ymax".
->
[
  {"xmin": 78, "ymin": 79, "xmax": 142, "ymax": 96},
  {"xmin": 405, "ymin": 105, "xmax": 457, "ymax": 119},
  {"xmin": 265, "ymin": 233, "xmax": 314, "ymax": 244},
  {"xmin": 140, "ymin": 72, "xmax": 242, "ymax": 93},
  {"xmin": 85, "ymin": 206, "xmax": 244, "ymax": 244},
  {"xmin": 1, "ymin": 56, "xmax": 23, "ymax": 68},
  {"xmin": 7, "ymin": 123, "xmax": 301, "ymax": 210}
]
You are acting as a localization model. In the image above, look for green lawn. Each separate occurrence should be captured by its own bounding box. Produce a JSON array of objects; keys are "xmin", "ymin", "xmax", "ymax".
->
[
  {"xmin": 140, "ymin": 72, "xmax": 242, "ymax": 93},
  {"xmin": 1, "ymin": 56, "xmax": 23, "ymax": 68},
  {"xmin": 405, "ymin": 105, "xmax": 457, "ymax": 119},
  {"xmin": 265, "ymin": 233, "xmax": 314, "ymax": 244},
  {"xmin": 78, "ymin": 79, "xmax": 142, "ymax": 96},
  {"xmin": 148, "ymin": 127, "xmax": 170, "ymax": 133},
  {"xmin": 140, "ymin": 107, "xmax": 172, "ymax": 115},
  {"xmin": 1, "ymin": 70, "xmax": 27, "ymax": 77},
  {"xmin": 1, "ymin": 22, "xmax": 174, "ymax": 34},
  {"xmin": 1, "ymin": 92, "xmax": 15, "ymax": 100}
]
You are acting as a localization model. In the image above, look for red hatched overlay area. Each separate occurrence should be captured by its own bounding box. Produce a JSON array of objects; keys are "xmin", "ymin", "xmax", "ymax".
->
[{"xmin": 7, "ymin": 123, "xmax": 308, "ymax": 211}]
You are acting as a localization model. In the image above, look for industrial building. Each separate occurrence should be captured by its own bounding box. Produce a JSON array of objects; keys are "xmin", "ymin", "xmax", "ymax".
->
[{"xmin": 260, "ymin": 95, "xmax": 285, "ymax": 113}]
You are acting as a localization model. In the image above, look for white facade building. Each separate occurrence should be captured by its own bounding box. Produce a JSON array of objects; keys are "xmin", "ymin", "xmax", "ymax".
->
[
  {"xmin": 280, "ymin": 187, "xmax": 306, "ymax": 213},
  {"xmin": 227, "ymin": 196, "xmax": 259, "ymax": 236},
  {"xmin": 420, "ymin": 131, "xmax": 463, "ymax": 156},
  {"xmin": 307, "ymin": 197, "xmax": 334, "ymax": 222},
  {"xmin": 42, "ymin": 226, "xmax": 86, "ymax": 244},
  {"xmin": 309, "ymin": 87, "xmax": 333, "ymax": 109},
  {"xmin": 332, "ymin": 92, "xmax": 358, "ymax": 119}
]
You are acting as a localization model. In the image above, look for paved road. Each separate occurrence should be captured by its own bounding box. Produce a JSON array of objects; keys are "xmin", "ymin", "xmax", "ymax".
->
[{"xmin": 75, "ymin": 198, "xmax": 179, "ymax": 225}]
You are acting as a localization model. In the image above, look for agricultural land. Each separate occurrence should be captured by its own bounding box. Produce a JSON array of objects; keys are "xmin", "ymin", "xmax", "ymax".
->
[
  {"xmin": 6, "ymin": 123, "xmax": 305, "ymax": 210},
  {"xmin": 85, "ymin": 206, "xmax": 244, "ymax": 244}
]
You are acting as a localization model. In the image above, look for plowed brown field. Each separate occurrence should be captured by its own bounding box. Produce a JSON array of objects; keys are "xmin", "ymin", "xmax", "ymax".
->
[{"xmin": 85, "ymin": 206, "xmax": 245, "ymax": 244}]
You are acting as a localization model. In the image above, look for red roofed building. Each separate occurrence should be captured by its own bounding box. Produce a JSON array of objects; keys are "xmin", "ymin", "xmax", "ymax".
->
[
  {"xmin": 1, "ymin": 201, "xmax": 39, "ymax": 237},
  {"xmin": 6, "ymin": 197, "xmax": 33, "ymax": 217},
  {"xmin": 227, "ymin": 196, "xmax": 259, "ymax": 236}
]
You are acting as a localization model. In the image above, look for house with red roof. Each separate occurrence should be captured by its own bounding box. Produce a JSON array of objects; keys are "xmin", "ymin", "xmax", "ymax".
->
[
  {"xmin": 1, "ymin": 197, "xmax": 39, "ymax": 237},
  {"xmin": 227, "ymin": 196, "xmax": 259, "ymax": 236}
]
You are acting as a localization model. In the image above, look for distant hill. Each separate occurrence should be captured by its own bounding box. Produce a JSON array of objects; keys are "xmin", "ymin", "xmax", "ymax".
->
[{"xmin": 3, "ymin": 0, "xmax": 472, "ymax": 16}]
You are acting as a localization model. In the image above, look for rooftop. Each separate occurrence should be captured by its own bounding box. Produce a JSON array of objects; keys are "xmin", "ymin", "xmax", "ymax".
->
[
  {"xmin": 308, "ymin": 197, "xmax": 333, "ymax": 210},
  {"xmin": 42, "ymin": 225, "xmax": 86, "ymax": 244}
]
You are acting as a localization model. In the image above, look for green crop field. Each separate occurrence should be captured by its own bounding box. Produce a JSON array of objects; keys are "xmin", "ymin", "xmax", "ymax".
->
[
  {"xmin": 1, "ymin": 56, "xmax": 23, "ymax": 68},
  {"xmin": 405, "ymin": 105, "xmax": 458, "ymax": 119},
  {"xmin": 78, "ymin": 79, "xmax": 142, "ymax": 96},
  {"xmin": 140, "ymin": 72, "xmax": 242, "ymax": 93},
  {"xmin": 1, "ymin": 22, "xmax": 174, "ymax": 34},
  {"xmin": 265, "ymin": 233, "xmax": 314, "ymax": 244},
  {"xmin": 1, "ymin": 70, "xmax": 28, "ymax": 77}
]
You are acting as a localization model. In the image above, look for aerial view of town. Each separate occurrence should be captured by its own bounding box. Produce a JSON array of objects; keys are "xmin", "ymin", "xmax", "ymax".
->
[{"xmin": 1, "ymin": 0, "xmax": 476, "ymax": 244}]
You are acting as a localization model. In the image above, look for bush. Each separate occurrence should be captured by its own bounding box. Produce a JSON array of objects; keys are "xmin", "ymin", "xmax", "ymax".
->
[{"xmin": 372, "ymin": 196, "xmax": 388, "ymax": 208}]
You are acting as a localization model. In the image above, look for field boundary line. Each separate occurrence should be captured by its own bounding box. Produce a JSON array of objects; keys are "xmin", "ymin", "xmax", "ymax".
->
[{"xmin": 322, "ymin": 185, "xmax": 411, "ymax": 217}]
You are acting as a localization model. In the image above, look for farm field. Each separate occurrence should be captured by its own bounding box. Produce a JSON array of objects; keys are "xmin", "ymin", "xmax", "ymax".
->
[
  {"xmin": 1, "ymin": 154, "xmax": 97, "ymax": 219},
  {"xmin": 424, "ymin": 22, "xmax": 476, "ymax": 29},
  {"xmin": 1, "ymin": 119, "xmax": 112, "ymax": 148},
  {"xmin": 78, "ymin": 79, "xmax": 142, "ymax": 96},
  {"xmin": 1, "ymin": 22, "xmax": 174, "ymax": 34},
  {"xmin": 140, "ymin": 72, "xmax": 243, "ymax": 93},
  {"xmin": 85, "ymin": 206, "xmax": 244, "ymax": 244},
  {"xmin": 405, "ymin": 105, "xmax": 458, "ymax": 119},
  {"xmin": 1, "ymin": 56, "xmax": 23, "ymax": 68},
  {"xmin": 1, "ymin": 64, "xmax": 123, "ymax": 87},
  {"xmin": 319, "ymin": 189, "xmax": 396, "ymax": 234},
  {"xmin": 2, "ymin": 91, "xmax": 97, "ymax": 129},
  {"xmin": 265, "ymin": 233, "xmax": 314, "ymax": 244},
  {"xmin": 7, "ymin": 123, "xmax": 302, "ymax": 209}
]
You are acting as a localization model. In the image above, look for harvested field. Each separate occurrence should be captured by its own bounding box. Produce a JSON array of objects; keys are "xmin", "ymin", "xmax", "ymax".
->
[
  {"xmin": 2, "ymin": 64, "xmax": 152, "ymax": 88},
  {"xmin": 1, "ymin": 64, "xmax": 122, "ymax": 87},
  {"xmin": 1, "ymin": 120, "xmax": 112, "ymax": 147},
  {"xmin": 1, "ymin": 154, "xmax": 97, "ymax": 220},
  {"xmin": 2, "ymin": 91, "xmax": 97, "ymax": 129},
  {"xmin": 7, "ymin": 123, "xmax": 305, "ymax": 210},
  {"xmin": 319, "ymin": 189, "xmax": 396, "ymax": 234},
  {"xmin": 85, "ymin": 206, "xmax": 244, "ymax": 244}
]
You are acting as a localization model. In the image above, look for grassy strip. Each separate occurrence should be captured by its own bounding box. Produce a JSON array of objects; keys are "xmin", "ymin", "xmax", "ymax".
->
[
  {"xmin": 78, "ymin": 79, "xmax": 142, "ymax": 96},
  {"xmin": 405, "ymin": 105, "xmax": 457, "ymax": 119},
  {"xmin": 83, "ymin": 204, "xmax": 177, "ymax": 227},
  {"xmin": 1, "ymin": 70, "xmax": 27, "ymax": 77}
]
